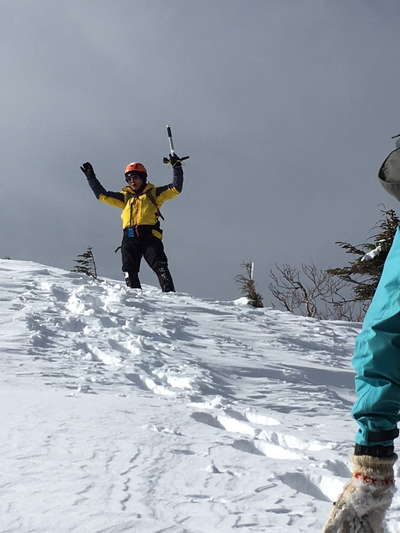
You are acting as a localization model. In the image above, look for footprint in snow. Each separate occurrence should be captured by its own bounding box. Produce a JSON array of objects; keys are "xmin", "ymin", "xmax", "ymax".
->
[
  {"xmin": 232, "ymin": 439, "xmax": 265, "ymax": 456},
  {"xmin": 278, "ymin": 472, "xmax": 330, "ymax": 501},
  {"xmin": 190, "ymin": 411, "xmax": 225, "ymax": 430},
  {"xmin": 258, "ymin": 428, "xmax": 332, "ymax": 452},
  {"xmin": 244, "ymin": 408, "xmax": 280, "ymax": 427},
  {"xmin": 253, "ymin": 440, "xmax": 304, "ymax": 460}
]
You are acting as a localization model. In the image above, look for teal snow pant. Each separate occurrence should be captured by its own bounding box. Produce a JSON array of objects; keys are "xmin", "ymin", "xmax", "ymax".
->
[{"xmin": 353, "ymin": 227, "xmax": 400, "ymax": 447}]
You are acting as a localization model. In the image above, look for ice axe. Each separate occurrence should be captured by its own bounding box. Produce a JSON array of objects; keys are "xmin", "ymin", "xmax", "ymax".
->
[{"xmin": 163, "ymin": 125, "xmax": 190, "ymax": 165}]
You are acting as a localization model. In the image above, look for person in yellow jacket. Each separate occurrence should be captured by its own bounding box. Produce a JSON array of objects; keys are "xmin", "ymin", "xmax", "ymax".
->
[{"xmin": 80, "ymin": 156, "xmax": 183, "ymax": 292}]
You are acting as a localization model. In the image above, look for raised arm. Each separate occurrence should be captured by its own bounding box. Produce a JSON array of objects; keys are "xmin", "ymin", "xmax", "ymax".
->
[
  {"xmin": 80, "ymin": 162, "xmax": 125, "ymax": 208},
  {"xmin": 155, "ymin": 156, "xmax": 184, "ymax": 205}
]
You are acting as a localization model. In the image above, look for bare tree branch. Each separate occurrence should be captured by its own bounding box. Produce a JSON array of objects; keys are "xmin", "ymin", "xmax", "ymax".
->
[{"xmin": 269, "ymin": 263, "xmax": 366, "ymax": 321}]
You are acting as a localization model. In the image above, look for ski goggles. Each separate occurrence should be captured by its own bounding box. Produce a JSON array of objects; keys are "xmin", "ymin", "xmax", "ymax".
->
[{"xmin": 125, "ymin": 171, "xmax": 146, "ymax": 182}]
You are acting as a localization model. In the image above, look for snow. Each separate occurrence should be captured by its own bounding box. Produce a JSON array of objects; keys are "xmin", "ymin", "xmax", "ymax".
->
[
  {"xmin": 360, "ymin": 240, "xmax": 385, "ymax": 262},
  {"xmin": 0, "ymin": 259, "xmax": 399, "ymax": 532}
]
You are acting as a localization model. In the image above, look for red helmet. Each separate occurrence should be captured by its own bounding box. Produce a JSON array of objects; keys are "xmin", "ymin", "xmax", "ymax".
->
[{"xmin": 124, "ymin": 162, "xmax": 147, "ymax": 177}]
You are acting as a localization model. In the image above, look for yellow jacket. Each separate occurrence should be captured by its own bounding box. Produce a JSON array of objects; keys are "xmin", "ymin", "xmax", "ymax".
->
[{"xmin": 87, "ymin": 167, "xmax": 183, "ymax": 239}]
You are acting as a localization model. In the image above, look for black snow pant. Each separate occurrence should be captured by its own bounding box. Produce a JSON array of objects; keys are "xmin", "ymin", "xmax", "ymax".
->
[{"xmin": 121, "ymin": 230, "xmax": 175, "ymax": 292}]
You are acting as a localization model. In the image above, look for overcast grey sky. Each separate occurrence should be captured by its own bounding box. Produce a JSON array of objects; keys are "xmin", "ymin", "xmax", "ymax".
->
[{"xmin": 1, "ymin": 0, "xmax": 400, "ymax": 300}]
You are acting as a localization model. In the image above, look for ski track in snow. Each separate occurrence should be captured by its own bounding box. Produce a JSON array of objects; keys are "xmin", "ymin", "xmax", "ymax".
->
[{"xmin": 1, "ymin": 259, "xmax": 399, "ymax": 532}]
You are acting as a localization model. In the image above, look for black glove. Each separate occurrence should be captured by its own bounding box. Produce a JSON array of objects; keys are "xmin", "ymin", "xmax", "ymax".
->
[
  {"xmin": 169, "ymin": 153, "xmax": 182, "ymax": 168},
  {"xmin": 80, "ymin": 162, "xmax": 96, "ymax": 179}
]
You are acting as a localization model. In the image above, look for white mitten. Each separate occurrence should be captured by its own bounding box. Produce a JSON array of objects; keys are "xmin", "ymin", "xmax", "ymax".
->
[{"xmin": 323, "ymin": 454, "xmax": 396, "ymax": 533}]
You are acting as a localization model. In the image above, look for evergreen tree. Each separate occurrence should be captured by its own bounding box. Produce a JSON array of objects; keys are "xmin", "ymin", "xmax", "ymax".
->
[
  {"xmin": 235, "ymin": 261, "xmax": 264, "ymax": 308},
  {"xmin": 71, "ymin": 246, "xmax": 98, "ymax": 280},
  {"xmin": 327, "ymin": 208, "xmax": 399, "ymax": 302}
]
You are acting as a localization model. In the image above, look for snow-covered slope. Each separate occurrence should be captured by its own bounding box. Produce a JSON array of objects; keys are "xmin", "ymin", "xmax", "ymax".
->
[{"xmin": 0, "ymin": 259, "xmax": 397, "ymax": 532}]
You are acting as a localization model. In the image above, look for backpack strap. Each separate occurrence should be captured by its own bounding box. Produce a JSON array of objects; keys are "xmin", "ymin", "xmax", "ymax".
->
[{"xmin": 145, "ymin": 189, "xmax": 165, "ymax": 220}]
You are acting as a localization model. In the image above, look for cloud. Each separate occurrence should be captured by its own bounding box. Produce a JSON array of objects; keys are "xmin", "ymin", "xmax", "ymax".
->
[{"xmin": 1, "ymin": 0, "xmax": 399, "ymax": 299}]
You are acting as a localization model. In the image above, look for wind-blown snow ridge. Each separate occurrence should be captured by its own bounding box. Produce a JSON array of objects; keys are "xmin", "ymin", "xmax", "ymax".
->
[{"xmin": 1, "ymin": 259, "xmax": 398, "ymax": 532}]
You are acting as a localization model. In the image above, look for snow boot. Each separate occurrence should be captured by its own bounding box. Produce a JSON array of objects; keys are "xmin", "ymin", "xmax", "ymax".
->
[
  {"xmin": 124, "ymin": 272, "xmax": 141, "ymax": 289},
  {"xmin": 323, "ymin": 454, "xmax": 396, "ymax": 533}
]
